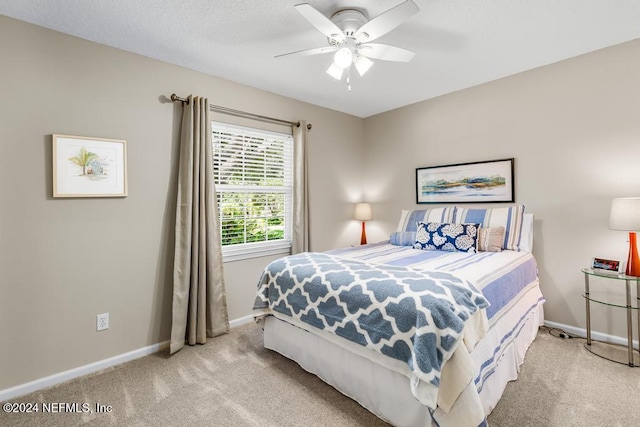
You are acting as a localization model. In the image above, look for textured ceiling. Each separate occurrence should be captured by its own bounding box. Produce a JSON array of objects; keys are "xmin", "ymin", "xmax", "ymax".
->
[{"xmin": 2, "ymin": 0, "xmax": 640, "ymax": 117}]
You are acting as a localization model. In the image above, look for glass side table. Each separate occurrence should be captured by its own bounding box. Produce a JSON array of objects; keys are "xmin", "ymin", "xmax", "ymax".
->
[{"xmin": 582, "ymin": 268, "xmax": 640, "ymax": 367}]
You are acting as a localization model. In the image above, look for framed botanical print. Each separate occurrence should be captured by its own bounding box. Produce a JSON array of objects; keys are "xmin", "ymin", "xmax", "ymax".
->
[{"xmin": 53, "ymin": 134, "xmax": 127, "ymax": 198}]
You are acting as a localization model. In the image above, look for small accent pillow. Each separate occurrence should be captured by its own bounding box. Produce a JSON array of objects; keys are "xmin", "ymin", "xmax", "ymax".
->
[
  {"xmin": 390, "ymin": 231, "xmax": 417, "ymax": 246},
  {"xmin": 477, "ymin": 227, "xmax": 505, "ymax": 252},
  {"xmin": 414, "ymin": 222, "xmax": 480, "ymax": 253}
]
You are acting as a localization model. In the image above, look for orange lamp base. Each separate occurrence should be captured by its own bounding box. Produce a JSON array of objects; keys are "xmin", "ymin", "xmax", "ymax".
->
[
  {"xmin": 360, "ymin": 221, "xmax": 367, "ymax": 245},
  {"xmin": 626, "ymin": 231, "xmax": 640, "ymax": 277}
]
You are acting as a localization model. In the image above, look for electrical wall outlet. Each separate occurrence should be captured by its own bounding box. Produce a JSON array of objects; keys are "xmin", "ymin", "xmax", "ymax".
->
[{"xmin": 97, "ymin": 313, "xmax": 109, "ymax": 331}]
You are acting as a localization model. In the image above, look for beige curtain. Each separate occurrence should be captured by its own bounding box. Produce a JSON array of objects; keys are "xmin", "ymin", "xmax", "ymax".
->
[
  {"xmin": 170, "ymin": 95, "xmax": 229, "ymax": 355},
  {"xmin": 292, "ymin": 121, "xmax": 310, "ymax": 254}
]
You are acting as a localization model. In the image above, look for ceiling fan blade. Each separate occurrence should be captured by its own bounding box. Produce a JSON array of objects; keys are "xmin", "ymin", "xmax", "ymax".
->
[
  {"xmin": 275, "ymin": 46, "xmax": 337, "ymax": 59},
  {"xmin": 294, "ymin": 3, "xmax": 345, "ymax": 42},
  {"xmin": 355, "ymin": 0, "xmax": 419, "ymax": 42},
  {"xmin": 359, "ymin": 43, "xmax": 415, "ymax": 62}
]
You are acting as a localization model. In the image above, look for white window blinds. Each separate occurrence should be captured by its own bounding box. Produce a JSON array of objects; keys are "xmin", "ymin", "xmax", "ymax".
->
[{"xmin": 212, "ymin": 122, "xmax": 293, "ymax": 260}]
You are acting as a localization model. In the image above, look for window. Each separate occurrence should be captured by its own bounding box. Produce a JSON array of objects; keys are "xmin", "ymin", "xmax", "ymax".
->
[{"xmin": 212, "ymin": 122, "xmax": 293, "ymax": 261}]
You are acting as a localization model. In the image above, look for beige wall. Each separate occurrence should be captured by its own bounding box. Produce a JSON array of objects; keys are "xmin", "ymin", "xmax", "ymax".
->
[
  {"xmin": 0, "ymin": 16, "xmax": 364, "ymax": 391},
  {"xmin": 364, "ymin": 39, "xmax": 640, "ymax": 340}
]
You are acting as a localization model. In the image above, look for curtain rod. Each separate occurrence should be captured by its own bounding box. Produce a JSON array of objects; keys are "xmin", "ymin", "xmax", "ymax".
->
[{"xmin": 170, "ymin": 94, "xmax": 311, "ymax": 130}]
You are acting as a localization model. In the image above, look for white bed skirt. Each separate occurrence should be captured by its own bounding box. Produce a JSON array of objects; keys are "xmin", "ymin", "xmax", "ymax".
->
[{"xmin": 263, "ymin": 303, "xmax": 544, "ymax": 427}]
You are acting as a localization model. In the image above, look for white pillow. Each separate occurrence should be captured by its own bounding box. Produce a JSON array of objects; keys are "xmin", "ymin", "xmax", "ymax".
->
[{"xmin": 519, "ymin": 213, "xmax": 534, "ymax": 252}]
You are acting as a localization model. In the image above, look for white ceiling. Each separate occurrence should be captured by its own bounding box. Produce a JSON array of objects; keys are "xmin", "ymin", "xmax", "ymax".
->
[{"xmin": 2, "ymin": 0, "xmax": 640, "ymax": 117}]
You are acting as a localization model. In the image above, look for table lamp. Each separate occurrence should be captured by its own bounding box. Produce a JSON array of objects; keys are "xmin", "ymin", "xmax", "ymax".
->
[
  {"xmin": 609, "ymin": 197, "xmax": 640, "ymax": 276},
  {"xmin": 354, "ymin": 203, "xmax": 372, "ymax": 245}
]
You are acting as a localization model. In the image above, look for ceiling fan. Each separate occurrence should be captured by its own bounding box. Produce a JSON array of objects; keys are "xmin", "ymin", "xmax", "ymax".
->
[{"xmin": 277, "ymin": 1, "xmax": 420, "ymax": 90}]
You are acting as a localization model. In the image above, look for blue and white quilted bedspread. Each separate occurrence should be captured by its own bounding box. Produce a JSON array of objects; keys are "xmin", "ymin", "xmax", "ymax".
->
[{"xmin": 253, "ymin": 252, "xmax": 489, "ymax": 393}]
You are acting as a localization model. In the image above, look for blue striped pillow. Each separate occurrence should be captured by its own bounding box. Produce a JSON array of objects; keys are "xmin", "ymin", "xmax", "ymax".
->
[
  {"xmin": 390, "ymin": 231, "xmax": 417, "ymax": 246},
  {"xmin": 396, "ymin": 208, "xmax": 457, "ymax": 232},
  {"xmin": 454, "ymin": 205, "xmax": 525, "ymax": 251}
]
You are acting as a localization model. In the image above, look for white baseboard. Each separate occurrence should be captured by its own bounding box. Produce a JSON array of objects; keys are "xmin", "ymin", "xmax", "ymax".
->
[
  {"xmin": 544, "ymin": 320, "xmax": 639, "ymax": 349},
  {"xmin": 229, "ymin": 314, "xmax": 255, "ymax": 328},
  {"xmin": 0, "ymin": 340, "xmax": 169, "ymax": 403},
  {"xmin": 0, "ymin": 316, "xmax": 255, "ymax": 402}
]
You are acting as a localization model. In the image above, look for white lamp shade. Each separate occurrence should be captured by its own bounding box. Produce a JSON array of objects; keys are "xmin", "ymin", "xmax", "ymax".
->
[
  {"xmin": 609, "ymin": 197, "xmax": 640, "ymax": 230},
  {"xmin": 354, "ymin": 203, "xmax": 372, "ymax": 221},
  {"xmin": 354, "ymin": 55, "xmax": 373, "ymax": 76},
  {"xmin": 326, "ymin": 63, "xmax": 344, "ymax": 80}
]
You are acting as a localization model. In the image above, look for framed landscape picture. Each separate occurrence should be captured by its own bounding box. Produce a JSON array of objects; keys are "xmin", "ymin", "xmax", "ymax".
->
[
  {"xmin": 53, "ymin": 134, "xmax": 128, "ymax": 198},
  {"xmin": 416, "ymin": 158, "xmax": 514, "ymax": 204}
]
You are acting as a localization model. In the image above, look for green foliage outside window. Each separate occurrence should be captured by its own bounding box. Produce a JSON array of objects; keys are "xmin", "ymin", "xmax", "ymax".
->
[{"xmin": 219, "ymin": 192, "xmax": 285, "ymax": 246}]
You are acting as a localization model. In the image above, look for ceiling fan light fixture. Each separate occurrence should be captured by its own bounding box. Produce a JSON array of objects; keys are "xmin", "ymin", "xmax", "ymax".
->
[
  {"xmin": 280, "ymin": 2, "xmax": 420, "ymax": 87},
  {"xmin": 354, "ymin": 55, "xmax": 373, "ymax": 76},
  {"xmin": 326, "ymin": 63, "xmax": 344, "ymax": 80},
  {"xmin": 333, "ymin": 47, "xmax": 353, "ymax": 69}
]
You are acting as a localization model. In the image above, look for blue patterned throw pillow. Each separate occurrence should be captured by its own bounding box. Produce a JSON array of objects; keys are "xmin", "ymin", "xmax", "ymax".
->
[{"xmin": 414, "ymin": 222, "xmax": 480, "ymax": 253}]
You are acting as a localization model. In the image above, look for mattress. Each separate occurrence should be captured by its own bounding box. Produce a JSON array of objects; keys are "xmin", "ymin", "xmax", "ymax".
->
[{"xmin": 255, "ymin": 243, "xmax": 545, "ymax": 426}]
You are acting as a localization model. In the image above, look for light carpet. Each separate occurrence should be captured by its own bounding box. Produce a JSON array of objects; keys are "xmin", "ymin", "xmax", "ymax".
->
[{"xmin": 1, "ymin": 323, "xmax": 639, "ymax": 426}]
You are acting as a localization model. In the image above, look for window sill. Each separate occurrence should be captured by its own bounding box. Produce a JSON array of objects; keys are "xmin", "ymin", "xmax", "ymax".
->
[{"xmin": 222, "ymin": 244, "xmax": 291, "ymax": 263}]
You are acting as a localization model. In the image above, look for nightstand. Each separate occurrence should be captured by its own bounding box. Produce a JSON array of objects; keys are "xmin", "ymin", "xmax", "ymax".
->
[{"xmin": 582, "ymin": 268, "xmax": 640, "ymax": 366}]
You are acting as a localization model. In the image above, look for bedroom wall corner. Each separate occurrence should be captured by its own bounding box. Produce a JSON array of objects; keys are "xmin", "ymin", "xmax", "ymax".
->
[{"xmin": 362, "ymin": 38, "xmax": 640, "ymax": 342}]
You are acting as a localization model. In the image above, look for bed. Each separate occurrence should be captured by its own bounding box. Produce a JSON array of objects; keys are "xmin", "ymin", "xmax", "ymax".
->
[{"xmin": 253, "ymin": 206, "xmax": 545, "ymax": 426}]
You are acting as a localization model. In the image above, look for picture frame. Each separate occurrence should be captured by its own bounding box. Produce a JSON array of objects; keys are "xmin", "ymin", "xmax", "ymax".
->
[
  {"xmin": 416, "ymin": 158, "xmax": 514, "ymax": 204},
  {"xmin": 52, "ymin": 134, "xmax": 128, "ymax": 198},
  {"xmin": 592, "ymin": 257, "xmax": 624, "ymax": 274}
]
